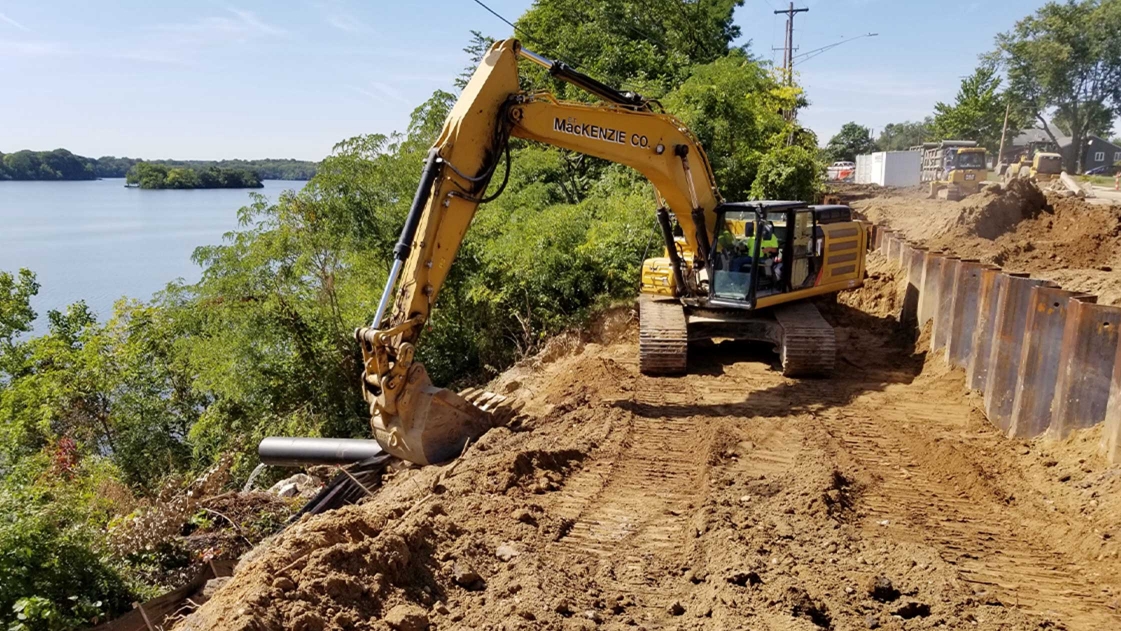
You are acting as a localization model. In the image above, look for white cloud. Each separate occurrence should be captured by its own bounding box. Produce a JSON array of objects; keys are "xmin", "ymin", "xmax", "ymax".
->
[
  {"xmin": 325, "ymin": 13, "xmax": 369, "ymax": 33},
  {"xmin": 157, "ymin": 7, "xmax": 287, "ymax": 43},
  {"xmin": 0, "ymin": 12, "xmax": 30, "ymax": 32},
  {"xmin": 0, "ymin": 39, "xmax": 65, "ymax": 57},
  {"xmin": 349, "ymin": 82, "xmax": 410, "ymax": 105}
]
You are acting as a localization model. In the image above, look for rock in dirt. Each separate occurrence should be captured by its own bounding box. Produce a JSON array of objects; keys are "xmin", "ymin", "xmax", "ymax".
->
[
  {"xmin": 865, "ymin": 613, "xmax": 880, "ymax": 629},
  {"xmin": 787, "ymin": 587, "xmax": 831, "ymax": 628},
  {"xmin": 267, "ymin": 473, "xmax": 323, "ymax": 498},
  {"xmin": 495, "ymin": 542, "xmax": 520, "ymax": 561},
  {"xmin": 727, "ymin": 571, "xmax": 762, "ymax": 587},
  {"xmin": 452, "ymin": 562, "xmax": 484, "ymax": 591},
  {"xmin": 553, "ymin": 598, "xmax": 573, "ymax": 616},
  {"xmin": 511, "ymin": 507, "xmax": 536, "ymax": 524},
  {"xmin": 384, "ymin": 603, "xmax": 430, "ymax": 631},
  {"xmin": 865, "ymin": 575, "xmax": 900, "ymax": 602},
  {"xmin": 893, "ymin": 601, "xmax": 931, "ymax": 619},
  {"xmin": 199, "ymin": 577, "xmax": 230, "ymax": 602}
]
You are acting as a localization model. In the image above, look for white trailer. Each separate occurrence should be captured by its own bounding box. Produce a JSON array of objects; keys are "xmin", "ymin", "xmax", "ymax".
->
[{"xmin": 855, "ymin": 151, "xmax": 921, "ymax": 187}]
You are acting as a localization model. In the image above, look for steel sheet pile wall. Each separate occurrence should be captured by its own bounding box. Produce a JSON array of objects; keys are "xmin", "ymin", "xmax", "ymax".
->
[
  {"xmin": 867, "ymin": 226, "xmax": 1121, "ymax": 461},
  {"xmin": 931, "ymin": 257, "xmax": 962, "ymax": 352},
  {"xmin": 946, "ymin": 261, "xmax": 992, "ymax": 368},
  {"xmin": 1008, "ymin": 287, "xmax": 1085, "ymax": 438},
  {"xmin": 902, "ymin": 246, "xmax": 926, "ymax": 325},
  {"xmin": 1050, "ymin": 297, "xmax": 1121, "ymax": 438},
  {"xmin": 918, "ymin": 252, "xmax": 945, "ymax": 326},
  {"xmin": 983, "ymin": 276, "xmax": 1052, "ymax": 433}
]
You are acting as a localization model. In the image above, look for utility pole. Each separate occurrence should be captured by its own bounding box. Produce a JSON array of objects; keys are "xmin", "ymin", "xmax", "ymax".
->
[
  {"xmin": 774, "ymin": 2, "xmax": 809, "ymax": 86},
  {"xmin": 996, "ymin": 101, "xmax": 1011, "ymax": 168}
]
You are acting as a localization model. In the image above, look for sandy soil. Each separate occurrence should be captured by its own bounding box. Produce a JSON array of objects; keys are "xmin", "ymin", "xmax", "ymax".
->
[
  {"xmin": 849, "ymin": 182, "xmax": 1121, "ymax": 304},
  {"xmin": 173, "ymin": 186, "xmax": 1121, "ymax": 631}
]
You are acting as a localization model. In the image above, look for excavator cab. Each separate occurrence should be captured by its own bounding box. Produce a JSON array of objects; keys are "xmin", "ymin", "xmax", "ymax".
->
[{"xmin": 710, "ymin": 202, "xmax": 823, "ymax": 305}]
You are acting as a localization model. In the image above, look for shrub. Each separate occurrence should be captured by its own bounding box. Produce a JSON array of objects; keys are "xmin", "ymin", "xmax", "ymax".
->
[{"xmin": 749, "ymin": 145, "xmax": 824, "ymax": 202}]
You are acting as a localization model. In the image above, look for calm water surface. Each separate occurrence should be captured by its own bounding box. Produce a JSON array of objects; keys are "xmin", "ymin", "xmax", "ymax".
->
[{"xmin": 0, "ymin": 178, "xmax": 300, "ymax": 333}]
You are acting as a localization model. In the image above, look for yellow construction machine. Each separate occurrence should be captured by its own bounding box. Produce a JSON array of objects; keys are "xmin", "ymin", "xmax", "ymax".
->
[
  {"xmin": 921, "ymin": 141, "xmax": 988, "ymax": 200},
  {"xmin": 1005, "ymin": 151, "xmax": 1063, "ymax": 184},
  {"xmin": 355, "ymin": 39, "xmax": 868, "ymax": 465}
]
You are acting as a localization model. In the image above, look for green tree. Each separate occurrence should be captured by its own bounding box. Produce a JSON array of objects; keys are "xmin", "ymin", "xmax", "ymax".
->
[
  {"xmin": 0, "ymin": 269, "xmax": 38, "ymax": 351},
  {"xmin": 993, "ymin": 0, "xmax": 1121, "ymax": 172},
  {"xmin": 516, "ymin": 0, "xmax": 744, "ymax": 100},
  {"xmin": 749, "ymin": 145, "xmax": 822, "ymax": 202},
  {"xmin": 662, "ymin": 49, "xmax": 803, "ymax": 200},
  {"xmin": 876, "ymin": 118, "xmax": 933, "ymax": 151},
  {"xmin": 825, "ymin": 123, "xmax": 878, "ymax": 162},
  {"xmin": 931, "ymin": 64, "xmax": 1016, "ymax": 151}
]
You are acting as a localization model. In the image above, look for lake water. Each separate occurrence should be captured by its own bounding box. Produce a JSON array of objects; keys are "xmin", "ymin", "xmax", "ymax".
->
[{"xmin": 0, "ymin": 179, "xmax": 302, "ymax": 334}]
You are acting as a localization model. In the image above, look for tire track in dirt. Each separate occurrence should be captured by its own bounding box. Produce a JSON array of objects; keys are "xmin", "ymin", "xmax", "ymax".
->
[
  {"xmin": 549, "ymin": 381, "xmax": 706, "ymax": 620},
  {"xmin": 821, "ymin": 379, "xmax": 1121, "ymax": 630}
]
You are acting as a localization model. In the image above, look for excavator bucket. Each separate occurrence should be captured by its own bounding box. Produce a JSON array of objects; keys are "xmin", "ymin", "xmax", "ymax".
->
[{"xmin": 370, "ymin": 362, "xmax": 520, "ymax": 465}]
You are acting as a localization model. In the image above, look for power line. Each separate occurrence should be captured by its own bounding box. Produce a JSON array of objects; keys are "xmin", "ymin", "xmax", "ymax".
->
[
  {"xmin": 792, "ymin": 32, "xmax": 878, "ymax": 65},
  {"xmin": 470, "ymin": 0, "xmax": 541, "ymax": 46}
]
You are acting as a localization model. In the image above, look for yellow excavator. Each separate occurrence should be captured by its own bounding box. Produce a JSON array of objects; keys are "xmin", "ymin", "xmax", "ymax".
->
[{"xmin": 354, "ymin": 39, "xmax": 868, "ymax": 465}]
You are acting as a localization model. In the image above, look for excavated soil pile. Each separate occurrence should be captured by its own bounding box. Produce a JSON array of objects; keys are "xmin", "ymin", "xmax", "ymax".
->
[
  {"xmin": 853, "ymin": 182, "xmax": 1121, "ymax": 304},
  {"xmin": 177, "ymin": 261, "xmax": 1121, "ymax": 631}
]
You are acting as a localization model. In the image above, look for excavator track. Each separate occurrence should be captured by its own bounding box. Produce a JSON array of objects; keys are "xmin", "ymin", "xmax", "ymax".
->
[
  {"xmin": 773, "ymin": 301, "xmax": 836, "ymax": 377},
  {"xmin": 638, "ymin": 295, "xmax": 688, "ymax": 375}
]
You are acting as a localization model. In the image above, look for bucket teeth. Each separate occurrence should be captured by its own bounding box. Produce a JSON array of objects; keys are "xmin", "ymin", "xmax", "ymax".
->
[{"xmin": 459, "ymin": 388, "xmax": 524, "ymax": 424}]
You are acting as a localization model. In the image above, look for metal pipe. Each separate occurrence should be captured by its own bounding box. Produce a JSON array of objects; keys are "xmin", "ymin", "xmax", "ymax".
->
[
  {"xmin": 370, "ymin": 148, "xmax": 443, "ymax": 327},
  {"xmin": 517, "ymin": 46, "xmax": 553, "ymax": 69},
  {"xmin": 372, "ymin": 258, "xmax": 403, "ymax": 329},
  {"xmin": 259, "ymin": 437, "xmax": 386, "ymax": 467},
  {"xmin": 518, "ymin": 46, "xmax": 646, "ymax": 108}
]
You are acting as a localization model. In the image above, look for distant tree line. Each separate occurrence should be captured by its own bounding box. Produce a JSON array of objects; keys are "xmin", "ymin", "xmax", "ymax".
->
[
  {"xmin": 125, "ymin": 163, "xmax": 263, "ymax": 189},
  {"xmin": 0, "ymin": 149, "xmax": 317, "ymax": 181},
  {"xmin": 0, "ymin": 149, "xmax": 98, "ymax": 181}
]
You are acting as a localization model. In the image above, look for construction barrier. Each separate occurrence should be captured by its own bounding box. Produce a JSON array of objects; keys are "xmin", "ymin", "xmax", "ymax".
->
[
  {"xmin": 931, "ymin": 257, "xmax": 962, "ymax": 352},
  {"xmin": 917, "ymin": 251, "xmax": 945, "ymax": 326},
  {"xmin": 884, "ymin": 232, "xmax": 898, "ymax": 263},
  {"xmin": 1102, "ymin": 341, "xmax": 1121, "ymax": 463},
  {"xmin": 945, "ymin": 261, "xmax": 992, "ymax": 369},
  {"xmin": 899, "ymin": 245, "xmax": 924, "ymax": 325},
  {"xmin": 1050, "ymin": 297, "xmax": 1121, "ymax": 438},
  {"xmin": 862, "ymin": 219, "xmax": 1121, "ymax": 459},
  {"xmin": 966, "ymin": 270, "xmax": 1026, "ymax": 392},
  {"xmin": 983, "ymin": 276, "xmax": 1053, "ymax": 433},
  {"xmin": 1007, "ymin": 287, "xmax": 1086, "ymax": 438}
]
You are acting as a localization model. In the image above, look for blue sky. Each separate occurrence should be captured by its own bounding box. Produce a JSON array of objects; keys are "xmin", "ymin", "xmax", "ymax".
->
[{"xmin": 1, "ymin": 0, "xmax": 1091, "ymax": 161}]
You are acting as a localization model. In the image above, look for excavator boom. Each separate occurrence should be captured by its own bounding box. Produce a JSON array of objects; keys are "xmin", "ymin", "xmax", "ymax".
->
[
  {"xmin": 355, "ymin": 39, "xmax": 720, "ymax": 465},
  {"xmin": 354, "ymin": 39, "xmax": 866, "ymax": 466}
]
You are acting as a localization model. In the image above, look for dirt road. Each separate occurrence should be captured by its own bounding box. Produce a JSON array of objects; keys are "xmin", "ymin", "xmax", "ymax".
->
[{"xmin": 178, "ymin": 187, "xmax": 1121, "ymax": 631}]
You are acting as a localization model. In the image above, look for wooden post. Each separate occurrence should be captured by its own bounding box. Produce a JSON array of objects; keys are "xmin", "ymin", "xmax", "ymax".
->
[{"xmin": 997, "ymin": 101, "xmax": 1011, "ymax": 168}]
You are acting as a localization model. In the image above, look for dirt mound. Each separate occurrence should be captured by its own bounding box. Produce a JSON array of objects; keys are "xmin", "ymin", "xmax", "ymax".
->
[
  {"xmin": 175, "ymin": 280, "xmax": 1121, "ymax": 630},
  {"xmin": 941, "ymin": 178, "xmax": 1050, "ymax": 240},
  {"xmin": 854, "ymin": 184, "xmax": 1121, "ymax": 304}
]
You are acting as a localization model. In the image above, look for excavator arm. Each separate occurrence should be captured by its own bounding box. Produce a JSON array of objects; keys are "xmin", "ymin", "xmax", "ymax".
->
[{"xmin": 355, "ymin": 39, "xmax": 720, "ymax": 464}]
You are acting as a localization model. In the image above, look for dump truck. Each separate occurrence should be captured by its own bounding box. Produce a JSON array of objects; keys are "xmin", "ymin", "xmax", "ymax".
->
[{"xmin": 917, "ymin": 140, "xmax": 989, "ymax": 200}]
